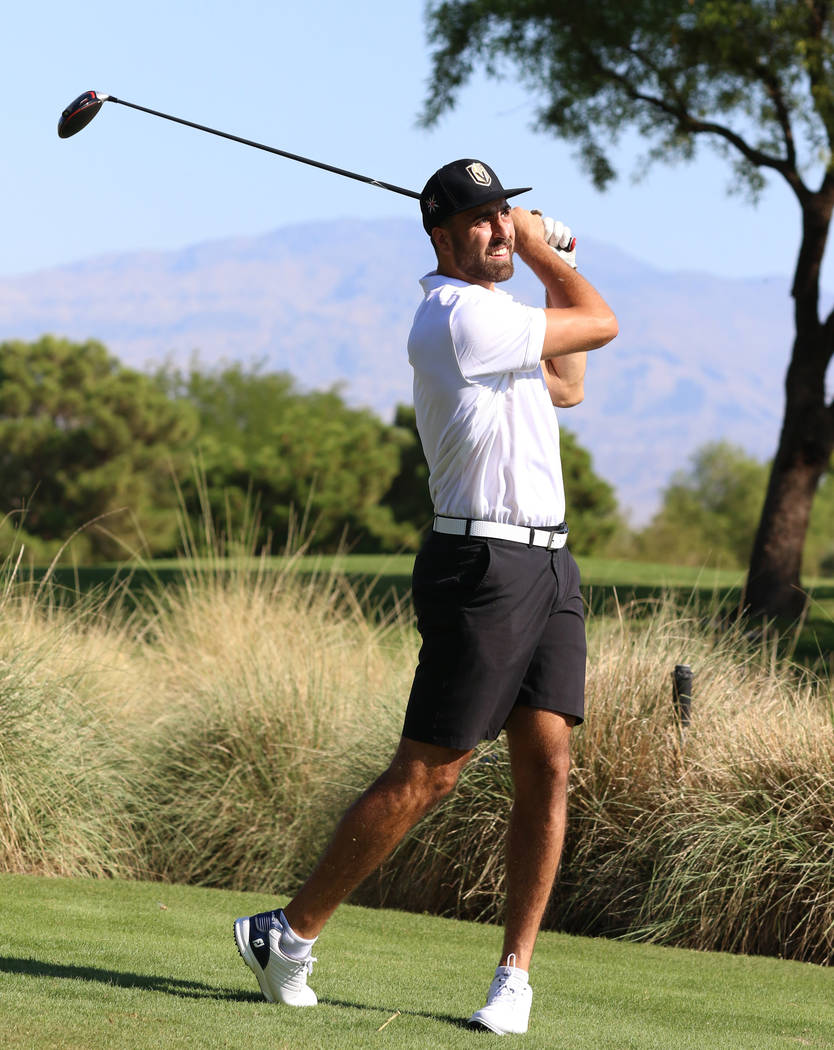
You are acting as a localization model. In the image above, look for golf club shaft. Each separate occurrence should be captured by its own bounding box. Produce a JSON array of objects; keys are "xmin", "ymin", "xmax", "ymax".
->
[{"xmin": 105, "ymin": 95, "xmax": 420, "ymax": 199}]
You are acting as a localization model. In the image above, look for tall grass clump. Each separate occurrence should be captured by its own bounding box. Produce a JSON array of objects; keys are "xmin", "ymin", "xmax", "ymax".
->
[
  {"xmin": 131, "ymin": 545, "xmax": 414, "ymax": 891},
  {"xmin": 0, "ymin": 499, "xmax": 416, "ymax": 890},
  {"xmin": 0, "ymin": 569, "xmax": 145, "ymax": 878},
  {"xmin": 357, "ymin": 597, "xmax": 834, "ymax": 965},
  {"xmin": 3, "ymin": 515, "xmax": 834, "ymax": 965},
  {"xmin": 564, "ymin": 599, "xmax": 834, "ymax": 963}
]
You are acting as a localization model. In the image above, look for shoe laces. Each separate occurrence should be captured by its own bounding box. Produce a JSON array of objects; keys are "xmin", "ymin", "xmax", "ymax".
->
[
  {"xmin": 271, "ymin": 915, "xmax": 317, "ymax": 979},
  {"xmin": 489, "ymin": 954, "xmax": 527, "ymax": 1003},
  {"xmin": 277, "ymin": 951, "xmax": 317, "ymax": 992}
]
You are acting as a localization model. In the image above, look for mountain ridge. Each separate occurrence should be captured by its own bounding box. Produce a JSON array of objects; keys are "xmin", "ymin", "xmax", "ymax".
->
[{"xmin": 0, "ymin": 219, "xmax": 799, "ymax": 522}]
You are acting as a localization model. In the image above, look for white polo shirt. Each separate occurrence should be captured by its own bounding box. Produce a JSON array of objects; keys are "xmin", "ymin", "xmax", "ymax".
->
[{"xmin": 408, "ymin": 272, "xmax": 566, "ymax": 527}]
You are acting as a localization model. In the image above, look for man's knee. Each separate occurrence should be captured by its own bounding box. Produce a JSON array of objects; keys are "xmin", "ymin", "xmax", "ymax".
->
[
  {"xmin": 508, "ymin": 718, "xmax": 574, "ymax": 808},
  {"xmin": 433, "ymin": 755, "xmax": 472, "ymax": 796},
  {"xmin": 520, "ymin": 747, "xmax": 571, "ymax": 795},
  {"xmin": 380, "ymin": 738, "xmax": 471, "ymax": 812},
  {"xmin": 403, "ymin": 756, "xmax": 467, "ymax": 807},
  {"xmin": 413, "ymin": 765, "xmax": 462, "ymax": 809}
]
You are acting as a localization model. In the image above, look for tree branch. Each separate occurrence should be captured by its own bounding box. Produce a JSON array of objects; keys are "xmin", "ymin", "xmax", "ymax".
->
[
  {"xmin": 755, "ymin": 62, "xmax": 798, "ymax": 171},
  {"xmin": 597, "ymin": 55, "xmax": 810, "ymax": 202},
  {"xmin": 570, "ymin": 31, "xmax": 811, "ymax": 198},
  {"xmin": 802, "ymin": 0, "xmax": 834, "ymax": 156}
]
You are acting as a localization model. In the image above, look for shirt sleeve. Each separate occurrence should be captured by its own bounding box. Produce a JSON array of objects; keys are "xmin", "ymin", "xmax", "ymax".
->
[{"xmin": 449, "ymin": 288, "xmax": 546, "ymax": 380}]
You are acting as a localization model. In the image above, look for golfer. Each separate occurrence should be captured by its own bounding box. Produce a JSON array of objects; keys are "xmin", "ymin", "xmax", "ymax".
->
[{"xmin": 235, "ymin": 158, "xmax": 618, "ymax": 1035}]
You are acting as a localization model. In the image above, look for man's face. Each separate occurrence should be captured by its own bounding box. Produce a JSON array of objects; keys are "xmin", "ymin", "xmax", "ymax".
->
[{"xmin": 442, "ymin": 199, "xmax": 515, "ymax": 286}]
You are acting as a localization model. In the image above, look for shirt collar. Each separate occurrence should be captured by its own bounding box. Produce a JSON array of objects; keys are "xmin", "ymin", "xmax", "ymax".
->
[
  {"xmin": 419, "ymin": 270, "xmax": 467, "ymax": 293},
  {"xmin": 419, "ymin": 270, "xmax": 510, "ymax": 297}
]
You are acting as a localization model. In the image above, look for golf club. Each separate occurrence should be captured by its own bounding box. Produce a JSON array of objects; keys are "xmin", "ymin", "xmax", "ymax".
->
[{"xmin": 57, "ymin": 91, "xmax": 421, "ymax": 200}]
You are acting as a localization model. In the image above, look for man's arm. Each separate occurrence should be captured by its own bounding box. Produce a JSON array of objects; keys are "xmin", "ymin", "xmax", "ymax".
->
[
  {"xmin": 542, "ymin": 285, "xmax": 587, "ymax": 406},
  {"xmin": 512, "ymin": 207, "xmax": 618, "ymax": 364},
  {"xmin": 542, "ymin": 350, "xmax": 586, "ymax": 407}
]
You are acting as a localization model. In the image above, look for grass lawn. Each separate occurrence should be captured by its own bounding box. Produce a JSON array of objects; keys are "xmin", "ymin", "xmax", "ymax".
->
[
  {"xmin": 16, "ymin": 551, "xmax": 834, "ymax": 670},
  {"xmin": 28, "ymin": 551, "xmax": 831, "ymax": 596},
  {"xmin": 1, "ymin": 874, "xmax": 832, "ymax": 1049}
]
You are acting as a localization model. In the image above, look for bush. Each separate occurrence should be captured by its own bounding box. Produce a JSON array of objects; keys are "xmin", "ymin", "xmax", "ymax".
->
[
  {"xmin": 356, "ymin": 599, "xmax": 834, "ymax": 964},
  {"xmin": 1, "ymin": 557, "xmax": 832, "ymax": 964},
  {"xmin": 0, "ymin": 337, "xmax": 196, "ymax": 564},
  {"xmin": 561, "ymin": 601, "xmax": 834, "ymax": 962},
  {"xmin": 130, "ymin": 556, "xmax": 411, "ymax": 888},
  {"xmin": 0, "ymin": 583, "xmax": 143, "ymax": 877}
]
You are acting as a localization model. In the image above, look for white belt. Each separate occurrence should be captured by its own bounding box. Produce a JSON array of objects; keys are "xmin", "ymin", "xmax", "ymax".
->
[{"xmin": 433, "ymin": 515, "xmax": 569, "ymax": 550}]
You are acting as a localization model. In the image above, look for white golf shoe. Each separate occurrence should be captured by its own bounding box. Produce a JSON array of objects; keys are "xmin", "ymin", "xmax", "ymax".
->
[
  {"xmin": 233, "ymin": 910, "xmax": 317, "ymax": 1006},
  {"xmin": 468, "ymin": 955, "xmax": 533, "ymax": 1034}
]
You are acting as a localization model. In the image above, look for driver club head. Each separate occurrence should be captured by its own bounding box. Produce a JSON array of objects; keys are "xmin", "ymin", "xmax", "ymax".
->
[{"xmin": 58, "ymin": 91, "xmax": 109, "ymax": 139}]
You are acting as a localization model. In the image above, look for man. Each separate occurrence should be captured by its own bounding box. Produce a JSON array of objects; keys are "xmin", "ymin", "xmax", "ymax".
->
[{"xmin": 234, "ymin": 158, "xmax": 618, "ymax": 1035}]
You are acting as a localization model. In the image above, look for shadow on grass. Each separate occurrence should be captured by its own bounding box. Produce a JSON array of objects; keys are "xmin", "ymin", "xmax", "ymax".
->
[
  {"xmin": 0, "ymin": 956, "xmax": 471, "ymax": 1028},
  {"xmin": 0, "ymin": 954, "xmax": 259, "ymax": 1002}
]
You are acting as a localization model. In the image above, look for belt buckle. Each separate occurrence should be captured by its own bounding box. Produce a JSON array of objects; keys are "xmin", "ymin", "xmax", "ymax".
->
[{"xmin": 546, "ymin": 530, "xmax": 562, "ymax": 551}]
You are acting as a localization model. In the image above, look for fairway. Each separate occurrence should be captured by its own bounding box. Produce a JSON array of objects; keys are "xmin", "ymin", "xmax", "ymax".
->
[
  {"xmin": 27, "ymin": 551, "xmax": 834, "ymax": 672},
  {"xmin": 1, "ymin": 875, "xmax": 832, "ymax": 1049}
]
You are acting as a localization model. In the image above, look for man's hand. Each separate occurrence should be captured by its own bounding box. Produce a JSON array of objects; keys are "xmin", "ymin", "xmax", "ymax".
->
[
  {"xmin": 510, "ymin": 207, "xmax": 617, "ymax": 361},
  {"xmin": 533, "ymin": 211, "xmax": 577, "ymax": 269},
  {"xmin": 510, "ymin": 206, "xmax": 547, "ymax": 252}
]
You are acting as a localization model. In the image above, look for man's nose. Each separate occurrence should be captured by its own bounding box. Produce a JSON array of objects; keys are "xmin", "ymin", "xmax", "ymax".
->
[{"xmin": 492, "ymin": 213, "xmax": 512, "ymax": 238}]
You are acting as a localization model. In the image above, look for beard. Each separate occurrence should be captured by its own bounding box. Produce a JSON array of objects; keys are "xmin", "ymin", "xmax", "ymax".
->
[{"xmin": 449, "ymin": 232, "xmax": 515, "ymax": 284}]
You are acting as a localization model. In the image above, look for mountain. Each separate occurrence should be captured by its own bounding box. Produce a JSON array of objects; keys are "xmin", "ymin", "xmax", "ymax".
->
[{"xmin": 0, "ymin": 219, "xmax": 798, "ymax": 522}]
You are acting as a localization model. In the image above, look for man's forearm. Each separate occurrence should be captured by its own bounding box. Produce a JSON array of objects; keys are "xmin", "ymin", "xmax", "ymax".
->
[
  {"xmin": 512, "ymin": 206, "xmax": 617, "ymax": 359},
  {"xmin": 521, "ymin": 236, "xmax": 610, "ymax": 318},
  {"xmin": 543, "ymin": 289, "xmax": 586, "ymax": 386},
  {"xmin": 542, "ymin": 353, "xmax": 586, "ymax": 406},
  {"xmin": 544, "ymin": 284, "xmax": 571, "ymax": 310}
]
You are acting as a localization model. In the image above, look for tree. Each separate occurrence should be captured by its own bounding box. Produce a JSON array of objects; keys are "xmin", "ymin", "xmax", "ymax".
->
[
  {"xmin": 636, "ymin": 441, "xmax": 770, "ymax": 567},
  {"xmin": 161, "ymin": 363, "xmax": 420, "ymax": 552},
  {"xmin": 422, "ymin": 0, "xmax": 834, "ymax": 618},
  {"xmin": 381, "ymin": 404, "xmax": 435, "ymax": 538},
  {"xmin": 0, "ymin": 337, "xmax": 197, "ymax": 562},
  {"xmin": 800, "ymin": 456, "xmax": 834, "ymax": 574},
  {"xmin": 634, "ymin": 440, "xmax": 834, "ymax": 573},
  {"xmin": 558, "ymin": 428, "xmax": 621, "ymax": 555}
]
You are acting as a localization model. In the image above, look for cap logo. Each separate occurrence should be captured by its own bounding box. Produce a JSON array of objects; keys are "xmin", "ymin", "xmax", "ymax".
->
[
  {"xmin": 425, "ymin": 194, "xmax": 438, "ymax": 213},
  {"xmin": 466, "ymin": 162, "xmax": 492, "ymax": 187}
]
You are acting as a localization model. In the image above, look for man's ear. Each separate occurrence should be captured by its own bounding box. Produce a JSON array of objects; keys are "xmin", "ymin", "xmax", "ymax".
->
[{"xmin": 432, "ymin": 225, "xmax": 451, "ymax": 255}]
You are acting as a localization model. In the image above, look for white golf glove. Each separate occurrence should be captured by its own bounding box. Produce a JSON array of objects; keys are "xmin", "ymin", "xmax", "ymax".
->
[{"xmin": 532, "ymin": 211, "xmax": 577, "ymax": 268}]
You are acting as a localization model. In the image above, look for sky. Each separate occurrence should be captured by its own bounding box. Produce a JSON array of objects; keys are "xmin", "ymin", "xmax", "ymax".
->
[{"xmin": 3, "ymin": 0, "xmax": 825, "ymax": 285}]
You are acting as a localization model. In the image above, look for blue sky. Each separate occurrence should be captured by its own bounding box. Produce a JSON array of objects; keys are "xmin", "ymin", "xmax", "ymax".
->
[{"xmin": 2, "ymin": 0, "xmax": 821, "ymax": 283}]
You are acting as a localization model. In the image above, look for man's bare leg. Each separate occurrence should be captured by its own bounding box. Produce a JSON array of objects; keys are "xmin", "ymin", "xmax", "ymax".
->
[
  {"xmin": 283, "ymin": 736, "xmax": 473, "ymax": 939},
  {"xmin": 499, "ymin": 707, "xmax": 575, "ymax": 971}
]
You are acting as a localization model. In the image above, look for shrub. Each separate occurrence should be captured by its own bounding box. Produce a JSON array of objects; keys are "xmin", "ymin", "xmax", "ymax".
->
[
  {"xmin": 357, "ymin": 599, "xmax": 834, "ymax": 964},
  {"xmin": 130, "ymin": 555, "xmax": 412, "ymax": 889},
  {"xmin": 1, "ymin": 556, "xmax": 832, "ymax": 964},
  {"xmin": 0, "ymin": 585, "xmax": 143, "ymax": 877}
]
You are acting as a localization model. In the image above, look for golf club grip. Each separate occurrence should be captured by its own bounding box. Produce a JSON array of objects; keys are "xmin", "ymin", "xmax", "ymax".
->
[{"xmin": 107, "ymin": 96, "xmax": 421, "ymax": 200}]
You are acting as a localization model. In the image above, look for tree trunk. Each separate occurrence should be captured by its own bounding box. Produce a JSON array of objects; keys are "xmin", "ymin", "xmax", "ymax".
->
[
  {"xmin": 746, "ymin": 381, "xmax": 833, "ymax": 618},
  {"xmin": 745, "ymin": 196, "xmax": 834, "ymax": 620}
]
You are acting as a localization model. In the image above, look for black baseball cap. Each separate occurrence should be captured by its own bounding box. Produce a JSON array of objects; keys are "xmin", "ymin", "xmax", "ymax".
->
[{"xmin": 420, "ymin": 159, "xmax": 531, "ymax": 234}]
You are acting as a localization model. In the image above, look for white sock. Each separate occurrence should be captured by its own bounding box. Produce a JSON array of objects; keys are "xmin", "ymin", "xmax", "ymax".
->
[
  {"xmin": 278, "ymin": 910, "xmax": 317, "ymax": 960},
  {"xmin": 501, "ymin": 954, "xmax": 528, "ymax": 980}
]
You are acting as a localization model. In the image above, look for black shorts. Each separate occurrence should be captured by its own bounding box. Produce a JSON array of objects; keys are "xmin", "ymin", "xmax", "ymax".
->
[{"xmin": 402, "ymin": 531, "xmax": 586, "ymax": 750}]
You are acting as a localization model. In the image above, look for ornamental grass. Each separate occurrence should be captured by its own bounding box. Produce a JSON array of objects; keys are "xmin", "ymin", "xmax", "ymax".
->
[{"xmin": 1, "ymin": 547, "xmax": 831, "ymax": 963}]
